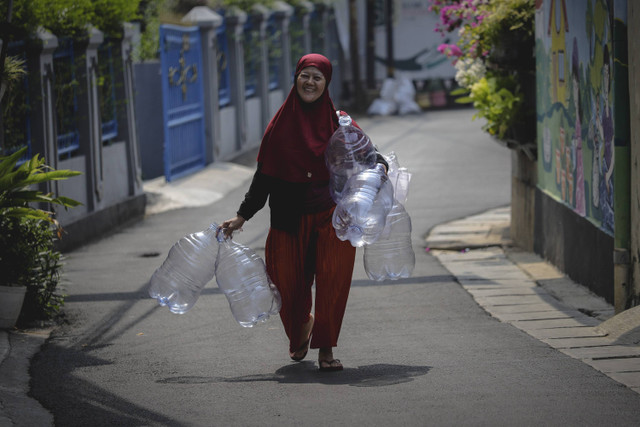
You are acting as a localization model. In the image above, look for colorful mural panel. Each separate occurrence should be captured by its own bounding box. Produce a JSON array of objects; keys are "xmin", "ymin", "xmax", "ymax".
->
[{"xmin": 536, "ymin": 0, "xmax": 626, "ymax": 236}]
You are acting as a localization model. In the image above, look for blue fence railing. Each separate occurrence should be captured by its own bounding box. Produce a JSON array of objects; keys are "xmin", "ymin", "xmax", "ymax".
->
[
  {"xmin": 310, "ymin": 10, "xmax": 323, "ymax": 53},
  {"xmin": 216, "ymin": 18, "xmax": 231, "ymax": 107},
  {"xmin": 98, "ymin": 40, "xmax": 118, "ymax": 143},
  {"xmin": 53, "ymin": 37, "xmax": 80, "ymax": 158},
  {"xmin": 266, "ymin": 15, "xmax": 280, "ymax": 90},
  {"xmin": 4, "ymin": 41, "xmax": 31, "ymax": 163},
  {"xmin": 289, "ymin": 13, "xmax": 304, "ymax": 79},
  {"xmin": 243, "ymin": 19, "xmax": 258, "ymax": 98}
]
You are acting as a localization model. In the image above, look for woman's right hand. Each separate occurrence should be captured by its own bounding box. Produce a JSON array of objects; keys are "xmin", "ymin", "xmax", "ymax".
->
[{"xmin": 220, "ymin": 215, "xmax": 246, "ymax": 239}]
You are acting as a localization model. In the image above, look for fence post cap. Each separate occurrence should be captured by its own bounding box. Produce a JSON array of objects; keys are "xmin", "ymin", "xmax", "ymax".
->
[
  {"xmin": 250, "ymin": 4, "xmax": 270, "ymax": 19},
  {"xmin": 272, "ymin": 1, "xmax": 294, "ymax": 16},
  {"xmin": 296, "ymin": 0, "xmax": 315, "ymax": 13},
  {"xmin": 34, "ymin": 27, "xmax": 59, "ymax": 52},
  {"xmin": 224, "ymin": 7, "xmax": 247, "ymax": 26},
  {"xmin": 85, "ymin": 25, "xmax": 104, "ymax": 48},
  {"xmin": 122, "ymin": 22, "xmax": 138, "ymax": 39},
  {"xmin": 182, "ymin": 6, "xmax": 224, "ymax": 28}
]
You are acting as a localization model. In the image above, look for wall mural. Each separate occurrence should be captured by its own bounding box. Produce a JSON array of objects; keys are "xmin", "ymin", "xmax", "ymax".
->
[{"xmin": 536, "ymin": 0, "xmax": 626, "ymax": 236}]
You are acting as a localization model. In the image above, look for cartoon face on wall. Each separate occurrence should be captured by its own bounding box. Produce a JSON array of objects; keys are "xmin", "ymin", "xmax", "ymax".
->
[{"xmin": 536, "ymin": 0, "xmax": 622, "ymax": 235}]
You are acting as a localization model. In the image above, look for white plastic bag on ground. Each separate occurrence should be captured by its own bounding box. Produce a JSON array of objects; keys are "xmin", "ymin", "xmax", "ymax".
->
[
  {"xmin": 379, "ymin": 78, "xmax": 397, "ymax": 101},
  {"xmin": 394, "ymin": 76, "xmax": 421, "ymax": 115},
  {"xmin": 367, "ymin": 76, "xmax": 421, "ymax": 116},
  {"xmin": 367, "ymin": 98, "xmax": 397, "ymax": 116}
]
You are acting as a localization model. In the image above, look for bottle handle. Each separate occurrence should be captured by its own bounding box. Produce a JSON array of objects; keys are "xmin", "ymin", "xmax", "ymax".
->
[{"xmin": 214, "ymin": 224, "xmax": 242, "ymax": 243}]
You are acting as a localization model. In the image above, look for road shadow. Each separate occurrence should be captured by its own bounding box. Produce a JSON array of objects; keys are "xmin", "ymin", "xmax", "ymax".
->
[
  {"xmin": 30, "ymin": 343, "xmax": 187, "ymax": 426},
  {"xmin": 157, "ymin": 363, "xmax": 432, "ymax": 387}
]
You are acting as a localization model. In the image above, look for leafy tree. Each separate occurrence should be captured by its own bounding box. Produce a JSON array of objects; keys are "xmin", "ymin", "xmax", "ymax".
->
[{"xmin": 0, "ymin": 0, "xmax": 141, "ymax": 38}]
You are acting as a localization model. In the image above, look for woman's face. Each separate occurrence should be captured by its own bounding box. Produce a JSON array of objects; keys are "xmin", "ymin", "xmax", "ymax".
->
[{"xmin": 296, "ymin": 66, "xmax": 326, "ymax": 104}]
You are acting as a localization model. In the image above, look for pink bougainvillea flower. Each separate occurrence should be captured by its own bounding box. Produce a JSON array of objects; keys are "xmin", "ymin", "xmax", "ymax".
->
[{"xmin": 438, "ymin": 43, "xmax": 463, "ymax": 58}]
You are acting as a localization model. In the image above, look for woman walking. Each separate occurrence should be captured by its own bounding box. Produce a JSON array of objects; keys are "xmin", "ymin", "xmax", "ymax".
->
[{"xmin": 221, "ymin": 53, "xmax": 386, "ymax": 371}]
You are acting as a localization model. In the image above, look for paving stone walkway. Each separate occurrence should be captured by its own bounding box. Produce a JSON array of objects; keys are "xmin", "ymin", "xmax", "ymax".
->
[{"xmin": 426, "ymin": 207, "xmax": 640, "ymax": 394}]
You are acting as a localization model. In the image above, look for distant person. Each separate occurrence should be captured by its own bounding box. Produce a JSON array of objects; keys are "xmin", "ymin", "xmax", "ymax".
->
[{"xmin": 221, "ymin": 53, "xmax": 387, "ymax": 372}]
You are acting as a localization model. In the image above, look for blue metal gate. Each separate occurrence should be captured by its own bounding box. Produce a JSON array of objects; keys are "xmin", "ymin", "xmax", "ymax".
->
[{"xmin": 160, "ymin": 25, "xmax": 206, "ymax": 181}]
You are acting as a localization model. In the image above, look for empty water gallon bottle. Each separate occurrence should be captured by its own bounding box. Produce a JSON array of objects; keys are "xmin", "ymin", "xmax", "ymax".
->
[
  {"xmin": 214, "ymin": 232, "xmax": 282, "ymax": 327},
  {"xmin": 383, "ymin": 151, "xmax": 412, "ymax": 206},
  {"xmin": 332, "ymin": 163, "xmax": 395, "ymax": 247},
  {"xmin": 325, "ymin": 113, "xmax": 378, "ymax": 202},
  {"xmin": 364, "ymin": 201, "xmax": 415, "ymax": 281},
  {"xmin": 148, "ymin": 224, "xmax": 218, "ymax": 314}
]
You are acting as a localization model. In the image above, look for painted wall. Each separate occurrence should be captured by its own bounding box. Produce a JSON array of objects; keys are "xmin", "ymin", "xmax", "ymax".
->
[
  {"xmin": 627, "ymin": 1, "xmax": 640, "ymax": 308},
  {"xmin": 534, "ymin": 0, "xmax": 630, "ymax": 304},
  {"xmin": 536, "ymin": 0, "xmax": 626, "ymax": 236}
]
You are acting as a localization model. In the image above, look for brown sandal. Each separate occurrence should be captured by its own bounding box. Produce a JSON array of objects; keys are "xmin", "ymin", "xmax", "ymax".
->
[
  {"xmin": 289, "ymin": 337, "xmax": 311, "ymax": 361},
  {"xmin": 289, "ymin": 315, "xmax": 314, "ymax": 361},
  {"xmin": 318, "ymin": 359, "xmax": 343, "ymax": 372}
]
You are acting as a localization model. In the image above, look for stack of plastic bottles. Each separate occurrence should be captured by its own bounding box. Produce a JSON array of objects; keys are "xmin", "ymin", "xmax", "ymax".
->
[
  {"xmin": 332, "ymin": 163, "xmax": 395, "ymax": 247},
  {"xmin": 325, "ymin": 113, "xmax": 378, "ymax": 202},
  {"xmin": 325, "ymin": 112, "xmax": 415, "ymax": 280},
  {"xmin": 363, "ymin": 152, "xmax": 415, "ymax": 281},
  {"xmin": 148, "ymin": 223, "xmax": 281, "ymax": 327}
]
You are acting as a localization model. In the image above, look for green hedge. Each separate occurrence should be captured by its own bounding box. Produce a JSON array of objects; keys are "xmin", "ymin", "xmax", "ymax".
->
[{"xmin": 0, "ymin": 0, "xmax": 141, "ymax": 38}]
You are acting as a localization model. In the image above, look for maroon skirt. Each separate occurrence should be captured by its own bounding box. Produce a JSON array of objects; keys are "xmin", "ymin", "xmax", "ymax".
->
[{"xmin": 265, "ymin": 206, "xmax": 356, "ymax": 351}]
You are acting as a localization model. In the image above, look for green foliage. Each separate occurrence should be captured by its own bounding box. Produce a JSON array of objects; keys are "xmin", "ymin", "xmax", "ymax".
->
[
  {"xmin": 461, "ymin": 0, "xmax": 535, "ymax": 63},
  {"xmin": 1, "ymin": 56, "xmax": 29, "ymax": 153},
  {"xmin": 0, "ymin": 0, "xmax": 141, "ymax": 38},
  {"xmin": 464, "ymin": 76, "xmax": 522, "ymax": 138},
  {"xmin": 136, "ymin": 0, "xmax": 183, "ymax": 61},
  {"xmin": 91, "ymin": 0, "xmax": 142, "ymax": 37},
  {"xmin": 30, "ymin": 0, "xmax": 95, "ymax": 38},
  {"xmin": 432, "ymin": 0, "xmax": 535, "ymax": 145},
  {"xmin": 0, "ymin": 56, "xmax": 27, "ymax": 90},
  {"xmin": 135, "ymin": 0, "xmax": 279, "ymax": 61},
  {"xmin": 0, "ymin": 147, "xmax": 80, "ymax": 323},
  {"xmin": 0, "ymin": 215, "xmax": 66, "ymax": 323},
  {"xmin": 0, "ymin": 147, "xmax": 82, "ymax": 226}
]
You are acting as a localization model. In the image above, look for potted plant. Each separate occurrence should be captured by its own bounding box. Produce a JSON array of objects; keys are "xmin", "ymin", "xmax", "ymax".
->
[{"xmin": 0, "ymin": 147, "xmax": 81, "ymax": 329}]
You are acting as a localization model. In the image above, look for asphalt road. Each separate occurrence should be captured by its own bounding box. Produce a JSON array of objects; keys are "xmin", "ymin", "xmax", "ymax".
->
[{"xmin": 29, "ymin": 109, "xmax": 640, "ymax": 426}]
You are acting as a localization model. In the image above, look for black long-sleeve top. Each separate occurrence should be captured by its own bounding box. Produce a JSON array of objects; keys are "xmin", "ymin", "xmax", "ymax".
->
[{"xmin": 237, "ymin": 154, "xmax": 389, "ymax": 234}]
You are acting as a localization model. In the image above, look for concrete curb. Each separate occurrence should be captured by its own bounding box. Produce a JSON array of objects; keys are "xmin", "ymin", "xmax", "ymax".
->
[
  {"xmin": 143, "ymin": 161, "xmax": 255, "ymax": 216},
  {"xmin": 0, "ymin": 329, "xmax": 54, "ymax": 426},
  {"xmin": 426, "ymin": 206, "xmax": 640, "ymax": 394}
]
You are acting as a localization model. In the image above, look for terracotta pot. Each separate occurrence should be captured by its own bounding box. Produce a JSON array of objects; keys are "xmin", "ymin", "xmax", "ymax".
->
[{"xmin": 0, "ymin": 286, "xmax": 27, "ymax": 329}]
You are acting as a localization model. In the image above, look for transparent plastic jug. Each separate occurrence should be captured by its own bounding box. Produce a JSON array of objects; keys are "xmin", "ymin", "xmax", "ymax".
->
[
  {"xmin": 148, "ymin": 224, "xmax": 218, "ymax": 314},
  {"xmin": 325, "ymin": 113, "xmax": 378, "ymax": 202},
  {"xmin": 332, "ymin": 164, "xmax": 395, "ymax": 247},
  {"xmin": 384, "ymin": 151, "xmax": 412, "ymax": 205},
  {"xmin": 214, "ymin": 232, "xmax": 282, "ymax": 328},
  {"xmin": 364, "ymin": 201, "xmax": 415, "ymax": 281}
]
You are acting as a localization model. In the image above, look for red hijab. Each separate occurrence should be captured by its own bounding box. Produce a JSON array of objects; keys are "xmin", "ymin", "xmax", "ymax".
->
[{"xmin": 257, "ymin": 54, "xmax": 338, "ymax": 182}]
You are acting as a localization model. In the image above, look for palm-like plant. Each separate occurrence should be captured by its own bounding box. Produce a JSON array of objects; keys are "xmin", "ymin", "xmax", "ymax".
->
[
  {"xmin": 0, "ymin": 56, "xmax": 27, "ymax": 104},
  {"xmin": 0, "ymin": 146, "xmax": 82, "ymax": 227},
  {"xmin": 0, "ymin": 147, "xmax": 81, "ymax": 323}
]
